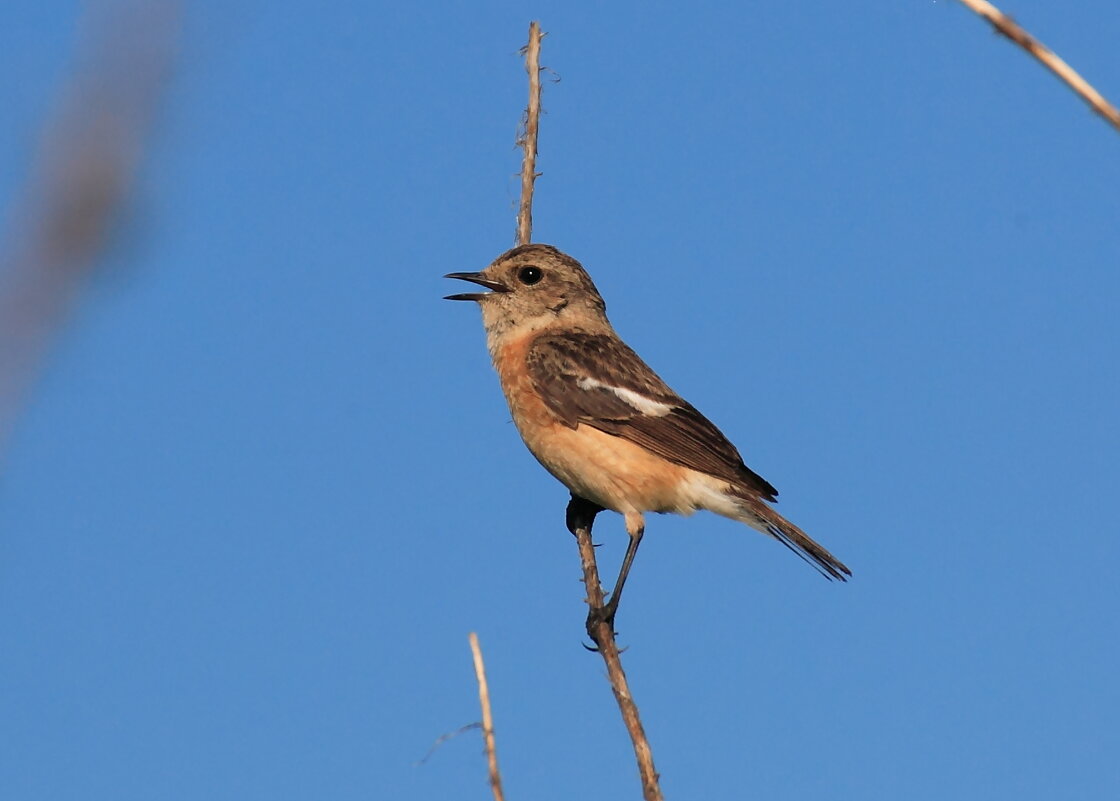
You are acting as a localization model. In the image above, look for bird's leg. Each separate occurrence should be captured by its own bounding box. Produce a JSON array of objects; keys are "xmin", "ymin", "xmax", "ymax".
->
[{"xmin": 597, "ymin": 512, "xmax": 645, "ymax": 629}]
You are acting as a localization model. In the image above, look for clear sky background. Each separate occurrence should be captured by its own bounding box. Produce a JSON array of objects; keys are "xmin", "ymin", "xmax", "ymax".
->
[{"xmin": 1, "ymin": 2, "xmax": 1118, "ymax": 799}]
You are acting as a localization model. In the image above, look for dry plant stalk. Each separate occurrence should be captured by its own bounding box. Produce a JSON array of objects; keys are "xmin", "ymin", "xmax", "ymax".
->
[
  {"xmin": 509, "ymin": 22, "xmax": 663, "ymax": 800},
  {"xmin": 568, "ymin": 499, "xmax": 664, "ymax": 801},
  {"xmin": 956, "ymin": 0, "xmax": 1120, "ymax": 133},
  {"xmin": 469, "ymin": 632, "xmax": 506, "ymax": 801},
  {"xmin": 516, "ymin": 21, "xmax": 544, "ymax": 245}
]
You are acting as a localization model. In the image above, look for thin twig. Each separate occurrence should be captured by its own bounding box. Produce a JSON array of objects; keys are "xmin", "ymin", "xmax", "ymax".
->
[
  {"xmin": 956, "ymin": 0, "xmax": 1120, "ymax": 133},
  {"xmin": 567, "ymin": 498, "xmax": 664, "ymax": 801},
  {"xmin": 468, "ymin": 632, "xmax": 506, "ymax": 801},
  {"xmin": 516, "ymin": 21, "xmax": 544, "ymax": 245},
  {"xmin": 414, "ymin": 722, "xmax": 482, "ymax": 766}
]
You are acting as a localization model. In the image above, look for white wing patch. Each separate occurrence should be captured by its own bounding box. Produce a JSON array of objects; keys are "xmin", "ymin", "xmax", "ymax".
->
[{"xmin": 576, "ymin": 376, "xmax": 674, "ymax": 417}]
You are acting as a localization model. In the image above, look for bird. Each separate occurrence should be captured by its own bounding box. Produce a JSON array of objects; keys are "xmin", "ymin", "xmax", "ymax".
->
[{"xmin": 445, "ymin": 243, "xmax": 849, "ymax": 627}]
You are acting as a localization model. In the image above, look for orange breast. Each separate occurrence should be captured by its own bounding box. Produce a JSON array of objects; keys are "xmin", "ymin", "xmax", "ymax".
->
[{"xmin": 492, "ymin": 334, "xmax": 694, "ymax": 515}]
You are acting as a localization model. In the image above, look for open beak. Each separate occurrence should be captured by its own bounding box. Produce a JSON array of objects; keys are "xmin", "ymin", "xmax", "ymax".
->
[{"xmin": 443, "ymin": 272, "xmax": 511, "ymax": 301}]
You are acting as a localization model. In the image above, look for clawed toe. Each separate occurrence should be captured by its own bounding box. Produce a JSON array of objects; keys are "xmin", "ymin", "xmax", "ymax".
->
[{"xmin": 585, "ymin": 599, "xmax": 619, "ymax": 646}]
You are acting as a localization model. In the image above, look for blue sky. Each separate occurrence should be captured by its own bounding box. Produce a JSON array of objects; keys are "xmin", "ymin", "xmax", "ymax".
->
[{"xmin": 2, "ymin": 2, "xmax": 1118, "ymax": 799}]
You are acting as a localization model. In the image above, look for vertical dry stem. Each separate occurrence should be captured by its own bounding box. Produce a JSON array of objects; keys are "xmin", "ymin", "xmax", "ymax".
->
[
  {"xmin": 568, "ymin": 499, "xmax": 664, "ymax": 801},
  {"xmin": 506, "ymin": 22, "xmax": 663, "ymax": 801},
  {"xmin": 956, "ymin": 0, "xmax": 1120, "ymax": 133},
  {"xmin": 516, "ymin": 21, "xmax": 544, "ymax": 245},
  {"xmin": 468, "ymin": 632, "xmax": 505, "ymax": 801}
]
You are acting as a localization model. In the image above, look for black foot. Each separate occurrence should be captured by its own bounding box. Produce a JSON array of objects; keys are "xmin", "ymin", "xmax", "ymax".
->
[{"xmin": 566, "ymin": 495, "xmax": 603, "ymax": 536}]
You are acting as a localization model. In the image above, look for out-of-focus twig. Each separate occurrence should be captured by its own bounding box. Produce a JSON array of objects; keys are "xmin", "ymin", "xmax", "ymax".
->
[
  {"xmin": 956, "ymin": 0, "xmax": 1120, "ymax": 133},
  {"xmin": 468, "ymin": 632, "xmax": 506, "ymax": 801},
  {"xmin": 515, "ymin": 21, "xmax": 543, "ymax": 246},
  {"xmin": 0, "ymin": 1, "xmax": 179, "ymax": 456}
]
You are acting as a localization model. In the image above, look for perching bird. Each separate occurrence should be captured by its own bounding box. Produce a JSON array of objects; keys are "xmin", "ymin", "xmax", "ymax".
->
[{"xmin": 446, "ymin": 244, "xmax": 849, "ymax": 624}]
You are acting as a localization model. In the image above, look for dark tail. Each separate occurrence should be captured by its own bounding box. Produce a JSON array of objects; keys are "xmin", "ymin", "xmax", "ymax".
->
[{"xmin": 736, "ymin": 498, "xmax": 851, "ymax": 581}]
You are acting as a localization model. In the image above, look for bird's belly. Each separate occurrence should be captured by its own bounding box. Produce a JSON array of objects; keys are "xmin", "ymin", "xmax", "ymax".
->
[{"xmin": 521, "ymin": 419, "xmax": 698, "ymax": 515}]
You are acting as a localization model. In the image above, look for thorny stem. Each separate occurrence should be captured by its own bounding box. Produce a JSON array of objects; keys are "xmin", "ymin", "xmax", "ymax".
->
[
  {"xmin": 566, "ymin": 496, "xmax": 665, "ymax": 801},
  {"xmin": 516, "ymin": 21, "xmax": 544, "ymax": 244}
]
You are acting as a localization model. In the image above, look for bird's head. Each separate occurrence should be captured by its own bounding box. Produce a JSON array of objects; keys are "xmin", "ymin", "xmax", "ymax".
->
[{"xmin": 445, "ymin": 244, "xmax": 608, "ymax": 339}]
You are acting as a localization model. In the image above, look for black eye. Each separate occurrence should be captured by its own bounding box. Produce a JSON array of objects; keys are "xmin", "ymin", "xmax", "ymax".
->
[{"xmin": 518, "ymin": 266, "xmax": 543, "ymax": 285}]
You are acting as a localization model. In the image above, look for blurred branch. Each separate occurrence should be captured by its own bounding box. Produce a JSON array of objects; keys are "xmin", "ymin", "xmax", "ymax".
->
[
  {"xmin": 0, "ymin": 1, "xmax": 179, "ymax": 455},
  {"xmin": 955, "ymin": 0, "xmax": 1120, "ymax": 133},
  {"xmin": 468, "ymin": 632, "xmax": 506, "ymax": 801},
  {"xmin": 566, "ymin": 498, "xmax": 664, "ymax": 801},
  {"xmin": 515, "ymin": 21, "xmax": 543, "ymax": 245}
]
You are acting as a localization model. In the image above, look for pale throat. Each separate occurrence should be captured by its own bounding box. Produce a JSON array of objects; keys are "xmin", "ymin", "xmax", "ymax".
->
[{"xmin": 481, "ymin": 301, "xmax": 607, "ymax": 358}]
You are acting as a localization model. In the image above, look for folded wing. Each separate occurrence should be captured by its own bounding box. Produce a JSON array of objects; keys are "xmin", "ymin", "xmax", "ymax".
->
[{"xmin": 526, "ymin": 332, "xmax": 778, "ymax": 502}]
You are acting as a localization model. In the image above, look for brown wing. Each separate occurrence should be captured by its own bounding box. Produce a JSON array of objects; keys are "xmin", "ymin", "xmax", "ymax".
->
[{"xmin": 526, "ymin": 332, "xmax": 778, "ymax": 502}]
